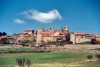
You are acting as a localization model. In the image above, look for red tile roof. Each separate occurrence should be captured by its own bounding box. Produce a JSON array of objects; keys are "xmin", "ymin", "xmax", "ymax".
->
[
  {"xmin": 0, "ymin": 36, "xmax": 8, "ymax": 38},
  {"xmin": 95, "ymin": 34, "xmax": 100, "ymax": 38},
  {"xmin": 39, "ymin": 32, "xmax": 51, "ymax": 35},
  {"xmin": 53, "ymin": 35, "xmax": 66, "ymax": 37},
  {"xmin": 75, "ymin": 32, "xmax": 85, "ymax": 35},
  {"xmin": 59, "ymin": 32, "xmax": 64, "ymax": 35}
]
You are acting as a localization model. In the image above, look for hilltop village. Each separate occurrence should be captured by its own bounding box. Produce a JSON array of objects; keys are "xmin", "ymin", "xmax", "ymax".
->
[{"xmin": 0, "ymin": 26, "xmax": 100, "ymax": 45}]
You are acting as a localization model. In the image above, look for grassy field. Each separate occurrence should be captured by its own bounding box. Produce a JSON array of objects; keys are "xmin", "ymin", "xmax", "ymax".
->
[
  {"xmin": 0, "ymin": 45, "xmax": 100, "ymax": 67},
  {"xmin": 0, "ymin": 47, "xmax": 34, "ymax": 51},
  {"xmin": 0, "ymin": 52, "xmax": 99, "ymax": 67}
]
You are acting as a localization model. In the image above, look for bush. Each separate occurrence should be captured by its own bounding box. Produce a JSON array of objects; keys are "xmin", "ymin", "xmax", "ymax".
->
[
  {"xmin": 87, "ymin": 55, "xmax": 93, "ymax": 61},
  {"xmin": 91, "ymin": 39, "xmax": 96, "ymax": 44},
  {"xmin": 26, "ymin": 59, "xmax": 31, "ymax": 67},
  {"xmin": 16, "ymin": 58, "xmax": 25, "ymax": 67},
  {"xmin": 95, "ymin": 54, "xmax": 100, "ymax": 61},
  {"xmin": 16, "ymin": 58, "xmax": 31, "ymax": 67}
]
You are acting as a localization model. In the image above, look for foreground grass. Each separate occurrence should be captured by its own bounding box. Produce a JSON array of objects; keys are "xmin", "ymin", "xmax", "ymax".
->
[
  {"xmin": 0, "ymin": 52, "xmax": 88, "ymax": 67},
  {"xmin": 0, "ymin": 47, "xmax": 34, "ymax": 51},
  {"xmin": 0, "ymin": 52, "xmax": 100, "ymax": 67}
]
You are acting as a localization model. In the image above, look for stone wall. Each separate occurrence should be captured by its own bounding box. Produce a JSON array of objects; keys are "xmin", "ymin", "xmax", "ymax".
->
[
  {"xmin": 43, "ymin": 37, "xmax": 56, "ymax": 42},
  {"xmin": 75, "ymin": 37, "xmax": 91, "ymax": 43}
]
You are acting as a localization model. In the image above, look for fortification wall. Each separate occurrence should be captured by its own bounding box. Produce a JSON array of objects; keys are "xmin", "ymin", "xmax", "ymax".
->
[
  {"xmin": 96, "ymin": 38, "xmax": 100, "ymax": 41},
  {"xmin": 70, "ymin": 34, "xmax": 76, "ymax": 44},
  {"xmin": 75, "ymin": 37, "xmax": 91, "ymax": 43},
  {"xmin": 43, "ymin": 37, "xmax": 56, "ymax": 42}
]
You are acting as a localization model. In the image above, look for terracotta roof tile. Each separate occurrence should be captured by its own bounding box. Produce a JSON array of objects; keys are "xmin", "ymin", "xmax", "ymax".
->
[
  {"xmin": 39, "ymin": 32, "xmax": 51, "ymax": 35},
  {"xmin": 75, "ymin": 32, "xmax": 85, "ymax": 35},
  {"xmin": 95, "ymin": 34, "xmax": 100, "ymax": 38},
  {"xmin": 0, "ymin": 36, "xmax": 8, "ymax": 38}
]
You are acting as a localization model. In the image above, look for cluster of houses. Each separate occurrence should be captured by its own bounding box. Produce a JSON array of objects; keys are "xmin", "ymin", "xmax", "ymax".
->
[{"xmin": 0, "ymin": 26, "xmax": 100, "ymax": 45}]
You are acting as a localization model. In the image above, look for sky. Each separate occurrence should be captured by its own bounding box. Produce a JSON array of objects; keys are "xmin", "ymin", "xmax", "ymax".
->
[{"xmin": 0, "ymin": 0, "xmax": 100, "ymax": 35}]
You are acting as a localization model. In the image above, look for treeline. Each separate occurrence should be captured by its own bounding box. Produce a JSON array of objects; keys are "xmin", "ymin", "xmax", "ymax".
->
[{"xmin": 0, "ymin": 32, "xmax": 7, "ymax": 36}]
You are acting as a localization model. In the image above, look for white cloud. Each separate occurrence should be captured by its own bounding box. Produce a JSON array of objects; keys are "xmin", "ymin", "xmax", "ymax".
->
[
  {"xmin": 21, "ymin": 9, "xmax": 62, "ymax": 23},
  {"xmin": 14, "ymin": 19, "xmax": 25, "ymax": 24}
]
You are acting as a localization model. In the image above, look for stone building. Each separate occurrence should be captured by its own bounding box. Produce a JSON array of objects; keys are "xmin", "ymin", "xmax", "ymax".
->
[
  {"xmin": 36, "ymin": 26, "xmax": 71, "ymax": 43},
  {"xmin": 95, "ymin": 34, "xmax": 100, "ymax": 41},
  {"xmin": 36, "ymin": 26, "xmax": 100, "ymax": 44},
  {"xmin": 12, "ymin": 29, "xmax": 37, "ymax": 41},
  {"xmin": 74, "ymin": 32, "xmax": 94, "ymax": 44},
  {"xmin": 11, "ymin": 26, "xmax": 100, "ymax": 44}
]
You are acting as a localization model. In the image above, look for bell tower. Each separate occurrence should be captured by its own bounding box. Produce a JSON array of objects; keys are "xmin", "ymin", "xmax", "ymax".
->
[{"xmin": 64, "ymin": 26, "xmax": 70, "ymax": 33}]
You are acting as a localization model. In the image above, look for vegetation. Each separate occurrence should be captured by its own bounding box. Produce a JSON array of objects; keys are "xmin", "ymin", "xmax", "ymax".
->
[
  {"xmin": 26, "ymin": 59, "xmax": 31, "ymax": 67},
  {"xmin": 91, "ymin": 39, "xmax": 96, "ymax": 44},
  {"xmin": 76, "ymin": 41, "xmax": 90, "ymax": 44},
  {"xmin": 91, "ymin": 39, "xmax": 100, "ymax": 44},
  {"xmin": 0, "ymin": 52, "xmax": 100, "ymax": 67},
  {"xmin": 95, "ymin": 54, "xmax": 100, "ymax": 61},
  {"xmin": 0, "ymin": 52, "xmax": 88, "ymax": 66},
  {"xmin": 87, "ymin": 55, "xmax": 93, "ymax": 61},
  {"xmin": 0, "ymin": 32, "xmax": 7, "ymax": 36},
  {"xmin": 16, "ymin": 58, "xmax": 26, "ymax": 67},
  {"xmin": 1, "ymin": 38, "xmax": 10, "ymax": 44},
  {"xmin": 0, "ymin": 47, "xmax": 33, "ymax": 51},
  {"xmin": 91, "ymin": 48, "xmax": 100, "ymax": 51}
]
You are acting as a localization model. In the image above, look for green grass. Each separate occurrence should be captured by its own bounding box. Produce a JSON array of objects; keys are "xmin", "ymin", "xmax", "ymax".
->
[
  {"xmin": 0, "ymin": 52, "xmax": 88, "ymax": 66},
  {"xmin": 0, "ymin": 47, "xmax": 34, "ymax": 51},
  {"xmin": 0, "ymin": 52, "xmax": 100, "ymax": 67}
]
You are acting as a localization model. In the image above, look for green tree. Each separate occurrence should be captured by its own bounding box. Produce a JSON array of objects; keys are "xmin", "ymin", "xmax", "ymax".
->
[
  {"xmin": 2, "ymin": 32, "xmax": 7, "ymax": 36},
  {"xmin": 91, "ymin": 39, "xmax": 96, "ymax": 44},
  {"xmin": 87, "ymin": 55, "xmax": 93, "ymax": 61},
  {"xmin": 16, "ymin": 58, "xmax": 23, "ymax": 67},
  {"xmin": 0, "ymin": 32, "xmax": 2, "ymax": 36},
  {"xmin": 16, "ymin": 58, "xmax": 25, "ymax": 67},
  {"xmin": 95, "ymin": 54, "xmax": 100, "ymax": 61},
  {"xmin": 26, "ymin": 60, "xmax": 31, "ymax": 67}
]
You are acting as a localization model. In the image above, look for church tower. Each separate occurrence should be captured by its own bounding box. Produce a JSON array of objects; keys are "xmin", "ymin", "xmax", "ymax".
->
[{"xmin": 64, "ymin": 26, "xmax": 70, "ymax": 33}]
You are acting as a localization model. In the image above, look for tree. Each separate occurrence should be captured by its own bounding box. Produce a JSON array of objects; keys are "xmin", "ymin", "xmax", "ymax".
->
[
  {"xmin": 65, "ymin": 34, "xmax": 70, "ymax": 41},
  {"xmin": 87, "ymin": 55, "xmax": 93, "ymax": 61},
  {"xmin": 16, "ymin": 58, "xmax": 25, "ymax": 67},
  {"xmin": 16, "ymin": 58, "xmax": 23, "ymax": 67},
  {"xmin": 21, "ymin": 40, "xmax": 30, "ymax": 46},
  {"xmin": 26, "ymin": 60, "xmax": 31, "ymax": 67},
  {"xmin": 0, "ymin": 32, "xmax": 2, "ymax": 36},
  {"xmin": 1, "ymin": 38, "xmax": 9, "ymax": 44},
  {"xmin": 95, "ymin": 54, "xmax": 100, "ymax": 61},
  {"xmin": 49, "ymin": 41, "xmax": 56, "ymax": 45},
  {"xmin": 91, "ymin": 39, "xmax": 96, "ymax": 44},
  {"xmin": 2, "ymin": 32, "xmax": 7, "ymax": 36}
]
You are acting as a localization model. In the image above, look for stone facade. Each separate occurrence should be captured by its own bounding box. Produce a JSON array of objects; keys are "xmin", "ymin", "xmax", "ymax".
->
[
  {"xmin": 11, "ymin": 26, "xmax": 100, "ymax": 44},
  {"xmin": 36, "ymin": 26, "xmax": 100, "ymax": 44},
  {"xmin": 36, "ymin": 26, "xmax": 70, "ymax": 43}
]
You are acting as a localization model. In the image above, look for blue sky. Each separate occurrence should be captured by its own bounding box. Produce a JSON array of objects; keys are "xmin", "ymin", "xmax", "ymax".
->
[{"xmin": 0, "ymin": 0, "xmax": 100, "ymax": 35}]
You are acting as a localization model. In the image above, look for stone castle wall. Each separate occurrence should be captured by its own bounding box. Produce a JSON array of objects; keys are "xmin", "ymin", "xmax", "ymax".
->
[{"xmin": 43, "ymin": 37, "xmax": 56, "ymax": 42}]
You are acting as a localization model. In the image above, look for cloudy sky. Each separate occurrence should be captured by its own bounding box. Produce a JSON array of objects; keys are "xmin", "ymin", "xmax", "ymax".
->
[{"xmin": 0, "ymin": 0, "xmax": 100, "ymax": 35}]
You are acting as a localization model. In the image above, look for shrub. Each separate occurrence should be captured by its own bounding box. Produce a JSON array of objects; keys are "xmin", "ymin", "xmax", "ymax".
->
[
  {"xmin": 91, "ymin": 39, "xmax": 96, "ymax": 44},
  {"xmin": 87, "ymin": 55, "xmax": 93, "ymax": 61},
  {"xmin": 16, "ymin": 58, "xmax": 25, "ymax": 67},
  {"xmin": 95, "ymin": 54, "xmax": 100, "ymax": 61},
  {"xmin": 26, "ymin": 59, "xmax": 31, "ymax": 67},
  {"xmin": 16, "ymin": 58, "xmax": 23, "ymax": 67}
]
